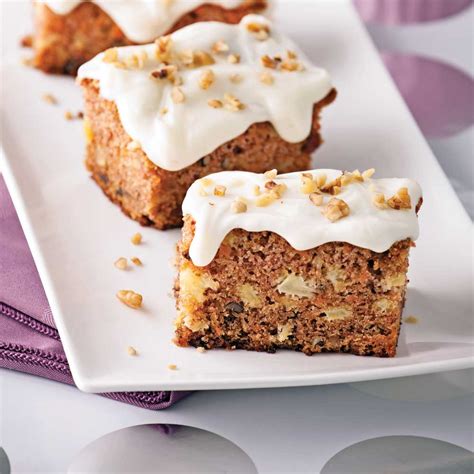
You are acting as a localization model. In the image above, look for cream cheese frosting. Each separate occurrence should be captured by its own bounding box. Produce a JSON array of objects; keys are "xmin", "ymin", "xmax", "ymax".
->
[
  {"xmin": 40, "ymin": 0, "xmax": 243, "ymax": 43},
  {"xmin": 182, "ymin": 169, "xmax": 422, "ymax": 267},
  {"xmin": 77, "ymin": 14, "xmax": 333, "ymax": 171}
]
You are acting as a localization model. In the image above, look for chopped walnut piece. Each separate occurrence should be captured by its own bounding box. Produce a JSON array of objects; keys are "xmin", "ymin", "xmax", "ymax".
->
[
  {"xmin": 229, "ymin": 73, "xmax": 243, "ymax": 83},
  {"xmin": 255, "ymin": 192, "xmax": 276, "ymax": 207},
  {"xmin": 321, "ymin": 175, "xmax": 343, "ymax": 195},
  {"xmin": 171, "ymin": 86, "xmax": 185, "ymax": 104},
  {"xmin": 150, "ymin": 64, "xmax": 178, "ymax": 81},
  {"xmin": 362, "ymin": 168, "xmax": 375, "ymax": 180},
  {"xmin": 212, "ymin": 40, "xmax": 229, "ymax": 53},
  {"xmin": 131, "ymin": 232, "xmax": 142, "ymax": 245},
  {"xmin": 227, "ymin": 53, "xmax": 240, "ymax": 64},
  {"xmin": 231, "ymin": 199, "xmax": 247, "ymax": 213},
  {"xmin": 309, "ymin": 193, "xmax": 323, "ymax": 206},
  {"xmin": 223, "ymin": 93, "xmax": 245, "ymax": 111},
  {"xmin": 131, "ymin": 257, "xmax": 142, "ymax": 266},
  {"xmin": 208, "ymin": 99, "xmax": 223, "ymax": 109},
  {"xmin": 117, "ymin": 290, "xmax": 143, "ymax": 309},
  {"xmin": 160, "ymin": 107, "xmax": 168, "ymax": 116},
  {"xmin": 300, "ymin": 174, "xmax": 318, "ymax": 194},
  {"xmin": 287, "ymin": 50, "xmax": 298, "ymax": 59},
  {"xmin": 127, "ymin": 140, "xmax": 141, "ymax": 151},
  {"xmin": 322, "ymin": 198, "xmax": 350, "ymax": 222},
  {"xmin": 315, "ymin": 173, "xmax": 327, "ymax": 188},
  {"xmin": 199, "ymin": 69, "xmax": 215, "ymax": 90},
  {"xmin": 42, "ymin": 93, "xmax": 57, "ymax": 105},
  {"xmin": 127, "ymin": 346, "xmax": 138, "ymax": 356},
  {"xmin": 265, "ymin": 181, "xmax": 287, "ymax": 198},
  {"xmin": 264, "ymin": 169, "xmax": 278, "ymax": 179},
  {"xmin": 373, "ymin": 193, "xmax": 387, "ymax": 209},
  {"xmin": 280, "ymin": 59, "xmax": 304, "ymax": 72},
  {"xmin": 200, "ymin": 177, "xmax": 213, "ymax": 187},
  {"xmin": 155, "ymin": 35, "xmax": 172, "ymax": 61},
  {"xmin": 180, "ymin": 49, "xmax": 215, "ymax": 68},
  {"xmin": 259, "ymin": 71, "xmax": 274, "ymax": 85},
  {"xmin": 214, "ymin": 185, "xmax": 226, "ymax": 197},
  {"xmin": 103, "ymin": 47, "xmax": 118, "ymax": 63},
  {"xmin": 114, "ymin": 257, "xmax": 128, "ymax": 270},
  {"xmin": 246, "ymin": 22, "xmax": 270, "ymax": 40},
  {"xmin": 260, "ymin": 54, "xmax": 277, "ymax": 69},
  {"xmin": 387, "ymin": 187, "xmax": 412, "ymax": 210}
]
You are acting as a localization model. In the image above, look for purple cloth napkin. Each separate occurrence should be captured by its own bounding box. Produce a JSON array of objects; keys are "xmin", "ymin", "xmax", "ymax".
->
[{"xmin": 0, "ymin": 176, "xmax": 190, "ymax": 409}]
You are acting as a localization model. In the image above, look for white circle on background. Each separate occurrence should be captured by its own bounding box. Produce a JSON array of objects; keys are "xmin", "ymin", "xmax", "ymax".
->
[
  {"xmin": 68, "ymin": 424, "xmax": 257, "ymax": 473},
  {"xmin": 321, "ymin": 436, "xmax": 474, "ymax": 474}
]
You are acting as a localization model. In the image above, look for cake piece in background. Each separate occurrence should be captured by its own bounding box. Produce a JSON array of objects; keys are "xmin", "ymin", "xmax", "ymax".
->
[
  {"xmin": 175, "ymin": 169, "xmax": 422, "ymax": 357},
  {"xmin": 77, "ymin": 15, "xmax": 336, "ymax": 229},
  {"xmin": 32, "ymin": 0, "xmax": 267, "ymax": 75}
]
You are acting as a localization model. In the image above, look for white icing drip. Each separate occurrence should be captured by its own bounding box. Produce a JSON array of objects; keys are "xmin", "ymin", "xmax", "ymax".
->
[
  {"xmin": 182, "ymin": 169, "xmax": 423, "ymax": 267},
  {"xmin": 40, "ymin": 0, "xmax": 243, "ymax": 43},
  {"xmin": 77, "ymin": 15, "xmax": 332, "ymax": 171}
]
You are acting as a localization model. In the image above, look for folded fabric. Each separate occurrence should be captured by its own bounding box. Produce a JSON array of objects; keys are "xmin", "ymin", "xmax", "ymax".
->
[{"xmin": 0, "ymin": 176, "xmax": 190, "ymax": 409}]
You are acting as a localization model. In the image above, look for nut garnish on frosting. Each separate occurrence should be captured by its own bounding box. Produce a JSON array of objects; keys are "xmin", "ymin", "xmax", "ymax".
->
[
  {"xmin": 182, "ymin": 169, "xmax": 422, "ymax": 267},
  {"xmin": 77, "ymin": 15, "xmax": 333, "ymax": 172}
]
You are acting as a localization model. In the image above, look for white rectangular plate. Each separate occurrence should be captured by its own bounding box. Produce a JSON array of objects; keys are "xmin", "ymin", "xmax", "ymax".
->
[{"xmin": 1, "ymin": 0, "xmax": 473, "ymax": 392}]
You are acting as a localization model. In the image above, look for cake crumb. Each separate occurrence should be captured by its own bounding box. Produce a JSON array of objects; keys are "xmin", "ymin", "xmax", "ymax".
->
[
  {"xmin": 404, "ymin": 315, "xmax": 418, "ymax": 324},
  {"xmin": 116, "ymin": 290, "xmax": 143, "ymax": 309},
  {"xmin": 64, "ymin": 110, "xmax": 74, "ymax": 120},
  {"xmin": 114, "ymin": 257, "xmax": 128, "ymax": 270},
  {"xmin": 21, "ymin": 35, "xmax": 33, "ymax": 48},
  {"xmin": 127, "ymin": 346, "xmax": 138, "ymax": 356},
  {"xmin": 196, "ymin": 347, "xmax": 206, "ymax": 353},
  {"xmin": 131, "ymin": 257, "xmax": 142, "ymax": 266},
  {"xmin": 42, "ymin": 93, "xmax": 57, "ymax": 105},
  {"xmin": 168, "ymin": 363, "xmax": 178, "ymax": 370},
  {"xmin": 131, "ymin": 232, "xmax": 142, "ymax": 245}
]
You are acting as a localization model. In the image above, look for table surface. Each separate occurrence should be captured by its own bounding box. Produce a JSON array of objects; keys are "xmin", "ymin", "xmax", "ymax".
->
[{"xmin": 1, "ymin": 2, "xmax": 473, "ymax": 473}]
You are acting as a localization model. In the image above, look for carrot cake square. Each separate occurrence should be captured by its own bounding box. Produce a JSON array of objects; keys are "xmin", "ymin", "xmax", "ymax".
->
[
  {"xmin": 77, "ymin": 15, "xmax": 336, "ymax": 229},
  {"xmin": 175, "ymin": 168, "xmax": 422, "ymax": 357},
  {"xmin": 32, "ymin": 0, "xmax": 267, "ymax": 75}
]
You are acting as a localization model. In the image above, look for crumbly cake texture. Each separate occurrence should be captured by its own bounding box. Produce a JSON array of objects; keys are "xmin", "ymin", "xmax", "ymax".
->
[
  {"xmin": 174, "ymin": 169, "xmax": 422, "ymax": 357},
  {"xmin": 175, "ymin": 222, "xmax": 412, "ymax": 357},
  {"xmin": 82, "ymin": 79, "xmax": 336, "ymax": 229},
  {"xmin": 32, "ymin": 0, "xmax": 266, "ymax": 75}
]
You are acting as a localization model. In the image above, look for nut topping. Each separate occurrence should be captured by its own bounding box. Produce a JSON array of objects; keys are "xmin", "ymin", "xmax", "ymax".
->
[{"xmin": 321, "ymin": 198, "xmax": 350, "ymax": 222}]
